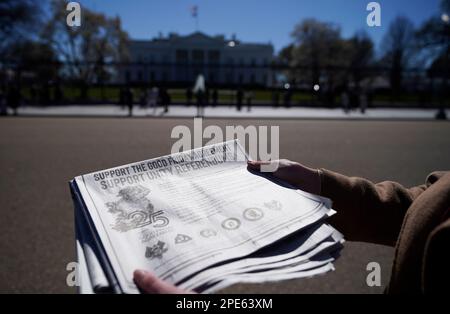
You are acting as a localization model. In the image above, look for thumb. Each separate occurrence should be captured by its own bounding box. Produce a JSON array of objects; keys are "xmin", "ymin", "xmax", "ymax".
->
[
  {"xmin": 247, "ymin": 160, "xmax": 271, "ymax": 171},
  {"xmin": 133, "ymin": 270, "xmax": 189, "ymax": 294},
  {"xmin": 247, "ymin": 160, "xmax": 279, "ymax": 173}
]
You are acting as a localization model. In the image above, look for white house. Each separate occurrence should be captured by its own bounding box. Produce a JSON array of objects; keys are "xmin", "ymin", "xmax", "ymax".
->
[{"xmin": 120, "ymin": 32, "xmax": 274, "ymax": 86}]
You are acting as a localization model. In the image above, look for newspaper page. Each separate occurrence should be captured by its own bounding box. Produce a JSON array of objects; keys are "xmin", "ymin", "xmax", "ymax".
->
[
  {"xmin": 194, "ymin": 232, "xmax": 344, "ymax": 292},
  {"xmin": 178, "ymin": 224, "xmax": 340, "ymax": 290},
  {"xmin": 74, "ymin": 140, "xmax": 333, "ymax": 293}
]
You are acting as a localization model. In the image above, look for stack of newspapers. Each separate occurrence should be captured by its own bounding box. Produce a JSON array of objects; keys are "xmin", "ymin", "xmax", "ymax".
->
[{"xmin": 71, "ymin": 140, "xmax": 344, "ymax": 294}]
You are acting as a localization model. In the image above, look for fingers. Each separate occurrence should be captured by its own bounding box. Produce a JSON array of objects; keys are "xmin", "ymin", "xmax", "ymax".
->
[
  {"xmin": 133, "ymin": 270, "xmax": 191, "ymax": 294},
  {"xmin": 247, "ymin": 160, "xmax": 279, "ymax": 173},
  {"xmin": 247, "ymin": 160, "xmax": 271, "ymax": 171}
]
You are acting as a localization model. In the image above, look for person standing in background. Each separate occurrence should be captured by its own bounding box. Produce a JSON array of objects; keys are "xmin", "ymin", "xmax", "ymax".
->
[
  {"xmin": 193, "ymin": 74, "xmax": 206, "ymax": 117},
  {"xmin": 236, "ymin": 88, "xmax": 243, "ymax": 111},
  {"xmin": 124, "ymin": 87, "xmax": 134, "ymax": 117},
  {"xmin": 211, "ymin": 89, "xmax": 218, "ymax": 107},
  {"xmin": 147, "ymin": 86, "xmax": 159, "ymax": 116},
  {"xmin": 245, "ymin": 90, "xmax": 253, "ymax": 112},
  {"xmin": 7, "ymin": 85, "xmax": 21, "ymax": 116},
  {"xmin": 186, "ymin": 87, "xmax": 193, "ymax": 107},
  {"xmin": 159, "ymin": 87, "xmax": 170, "ymax": 114}
]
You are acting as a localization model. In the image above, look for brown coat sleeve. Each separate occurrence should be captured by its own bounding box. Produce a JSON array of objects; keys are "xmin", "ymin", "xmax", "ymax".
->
[{"xmin": 319, "ymin": 169, "xmax": 445, "ymax": 246}]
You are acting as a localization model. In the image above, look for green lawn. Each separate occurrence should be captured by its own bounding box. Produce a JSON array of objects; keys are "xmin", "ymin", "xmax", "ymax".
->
[{"xmin": 18, "ymin": 86, "xmax": 447, "ymax": 106}]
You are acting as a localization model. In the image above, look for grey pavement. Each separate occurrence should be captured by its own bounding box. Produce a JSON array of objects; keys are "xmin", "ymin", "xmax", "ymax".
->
[
  {"xmin": 0, "ymin": 117, "xmax": 449, "ymax": 293},
  {"xmin": 8, "ymin": 104, "xmax": 449, "ymax": 120}
]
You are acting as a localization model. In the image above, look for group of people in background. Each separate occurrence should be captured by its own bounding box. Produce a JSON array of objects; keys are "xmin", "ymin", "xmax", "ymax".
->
[
  {"xmin": 121, "ymin": 84, "xmax": 374, "ymax": 117},
  {"xmin": 127, "ymin": 74, "xmax": 259, "ymax": 118},
  {"xmin": 0, "ymin": 82, "xmax": 375, "ymax": 118},
  {"xmin": 0, "ymin": 85, "xmax": 21, "ymax": 116},
  {"xmin": 2, "ymin": 78, "xmax": 441, "ymax": 119},
  {"xmin": 119, "ymin": 86, "xmax": 171, "ymax": 117},
  {"xmin": 0, "ymin": 82, "xmax": 66, "ymax": 116},
  {"xmin": 339, "ymin": 88, "xmax": 372, "ymax": 114}
]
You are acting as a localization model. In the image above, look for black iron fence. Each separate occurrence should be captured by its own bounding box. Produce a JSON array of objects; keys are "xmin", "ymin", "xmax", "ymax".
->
[{"xmin": 0, "ymin": 61, "xmax": 448, "ymax": 110}]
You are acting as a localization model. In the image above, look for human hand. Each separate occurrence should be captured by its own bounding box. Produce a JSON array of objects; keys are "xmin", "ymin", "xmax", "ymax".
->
[
  {"xmin": 133, "ymin": 270, "xmax": 194, "ymax": 294},
  {"xmin": 247, "ymin": 159, "xmax": 321, "ymax": 195}
]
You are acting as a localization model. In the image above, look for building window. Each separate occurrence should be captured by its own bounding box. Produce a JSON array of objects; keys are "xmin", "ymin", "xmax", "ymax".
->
[
  {"xmin": 176, "ymin": 50, "xmax": 188, "ymax": 64},
  {"xmin": 239, "ymin": 73, "xmax": 244, "ymax": 84},
  {"xmin": 209, "ymin": 72, "xmax": 215, "ymax": 83},
  {"xmin": 192, "ymin": 50, "xmax": 205, "ymax": 64},
  {"xmin": 208, "ymin": 50, "xmax": 220, "ymax": 64},
  {"xmin": 226, "ymin": 72, "xmax": 233, "ymax": 83}
]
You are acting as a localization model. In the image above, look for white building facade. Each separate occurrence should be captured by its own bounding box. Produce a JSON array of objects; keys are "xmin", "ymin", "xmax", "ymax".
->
[{"xmin": 120, "ymin": 32, "xmax": 274, "ymax": 87}]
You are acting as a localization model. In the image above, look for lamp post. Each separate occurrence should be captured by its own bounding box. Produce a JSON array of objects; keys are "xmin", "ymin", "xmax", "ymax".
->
[{"xmin": 436, "ymin": 12, "xmax": 449, "ymax": 120}]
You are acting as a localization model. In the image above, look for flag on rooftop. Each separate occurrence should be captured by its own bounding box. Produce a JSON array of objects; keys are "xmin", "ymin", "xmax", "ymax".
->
[{"xmin": 190, "ymin": 5, "xmax": 198, "ymax": 18}]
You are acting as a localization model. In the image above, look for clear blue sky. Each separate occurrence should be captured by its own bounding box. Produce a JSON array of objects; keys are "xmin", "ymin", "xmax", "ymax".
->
[{"xmin": 78, "ymin": 0, "xmax": 442, "ymax": 53}]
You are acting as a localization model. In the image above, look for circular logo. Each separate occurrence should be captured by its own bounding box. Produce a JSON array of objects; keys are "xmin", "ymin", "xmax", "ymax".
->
[
  {"xmin": 200, "ymin": 229, "xmax": 217, "ymax": 238},
  {"xmin": 221, "ymin": 218, "xmax": 241, "ymax": 230},
  {"xmin": 243, "ymin": 208, "xmax": 264, "ymax": 221}
]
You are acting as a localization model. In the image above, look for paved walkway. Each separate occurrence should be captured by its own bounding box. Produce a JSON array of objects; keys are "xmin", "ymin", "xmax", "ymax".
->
[{"xmin": 7, "ymin": 105, "xmax": 448, "ymax": 120}]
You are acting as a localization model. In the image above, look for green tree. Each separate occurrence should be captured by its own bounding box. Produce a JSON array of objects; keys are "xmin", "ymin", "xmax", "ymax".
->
[
  {"xmin": 278, "ymin": 44, "xmax": 294, "ymax": 65},
  {"xmin": 416, "ymin": 0, "xmax": 449, "ymax": 73},
  {"xmin": 347, "ymin": 31, "xmax": 374, "ymax": 88},
  {"xmin": 290, "ymin": 19, "xmax": 343, "ymax": 86},
  {"xmin": 0, "ymin": 0, "xmax": 43, "ymax": 57},
  {"xmin": 416, "ymin": 0, "xmax": 449, "ymax": 116},
  {"xmin": 380, "ymin": 16, "xmax": 416, "ymax": 92},
  {"xmin": 0, "ymin": 0, "xmax": 45, "ymax": 63},
  {"xmin": 9, "ymin": 40, "xmax": 59, "ymax": 82},
  {"xmin": 42, "ymin": 0, "xmax": 129, "ymax": 90}
]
